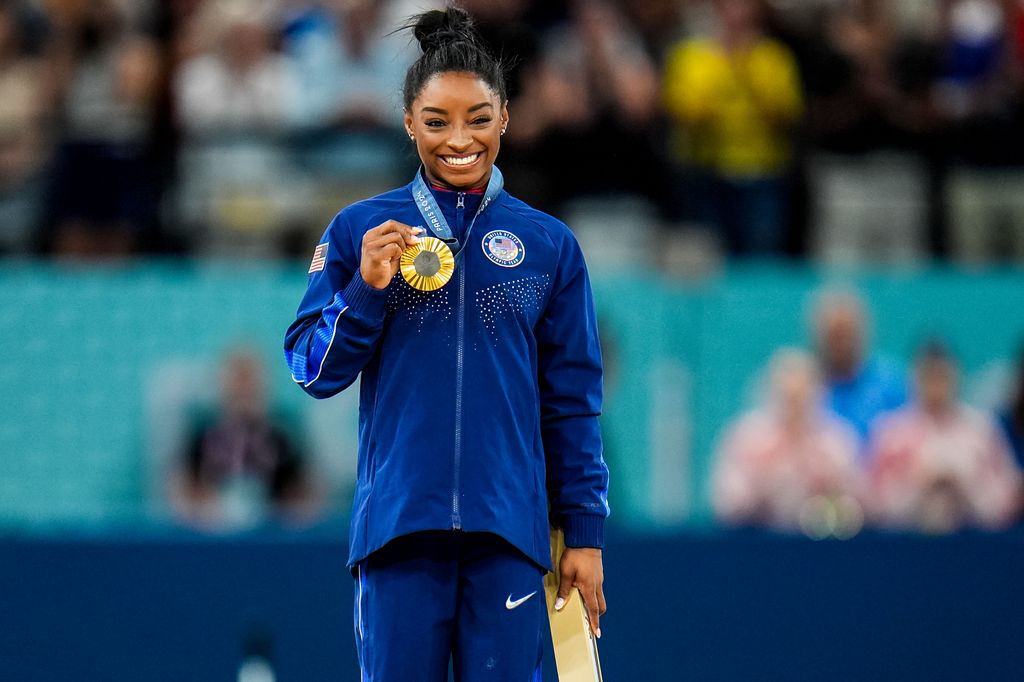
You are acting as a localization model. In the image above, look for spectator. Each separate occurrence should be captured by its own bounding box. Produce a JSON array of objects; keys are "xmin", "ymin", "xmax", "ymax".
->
[
  {"xmin": 933, "ymin": 0, "xmax": 1009, "ymax": 123},
  {"xmin": 175, "ymin": 0, "xmax": 295, "ymax": 134},
  {"xmin": 802, "ymin": 0, "xmax": 942, "ymax": 153},
  {"xmin": 997, "ymin": 345, "xmax": 1024, "ymax": 469},
  {"xmin": 174, "ymin": 0, "xmax": 303, "ymax": 252},
  {"xmin": 281, "ymin": 0, "xmax": 424, "ymax": 180},
  {"xmin": 939, "ymin": 0, "xmax": 1024, "ymax": 262},
  {"xmin": 712, "ymin": 348, "xmax": 863, "ymax": 536},
  {"xmin": 503, "ymin": 0, "xmax": 668, "ymax": 213},
  {"xmin": 663, "ymin": 0, "xmax": 803, "ymax": 255},
  {"xmin": 0, "ymin": 1, "xmax": 52, "ymax": 254},
  {"xmin": 811, "ymin": 288, "xmax": 907, "ymax": 450},
  {"xmin": 171, "ymin": 349, "xmax": 319, "ymax": 530},
  {"xmin": 41, "ymin": 0, "xmax": 162, "ymax": 256},
  {"xmin": 868, "ymin": 341, "xmax": 1021, "ymax": 533}
]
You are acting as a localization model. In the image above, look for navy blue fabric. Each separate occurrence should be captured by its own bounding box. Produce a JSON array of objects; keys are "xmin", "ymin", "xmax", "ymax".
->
[
  {"xmin": 283, "ymin": 169, "xmax": 609, "ymax": 570},
  {"xmin": 354, "ymin": 531, "xmax": 545, "ymax": 682}
]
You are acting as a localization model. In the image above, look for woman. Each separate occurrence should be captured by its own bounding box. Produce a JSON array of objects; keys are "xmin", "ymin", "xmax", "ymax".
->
[
  {"xmin": 868, "ymin": 342, "xmax": 1020, "ymax": 533},
  {"xmin": 712, "ymin": 348, "xmax": 863, "ymax": 536},
  {"xmin": 283, "ymin": 8, "xmax": 608, "ymax": 681}
]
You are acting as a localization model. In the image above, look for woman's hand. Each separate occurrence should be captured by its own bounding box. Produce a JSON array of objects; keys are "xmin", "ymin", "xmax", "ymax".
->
[
  {"xmin": 360, "ymin": 221, "xmax": 424, "ymax": 289},
  {"xmin": 555, "ymin": 547, "xmax": 606, "ymax": 638}
]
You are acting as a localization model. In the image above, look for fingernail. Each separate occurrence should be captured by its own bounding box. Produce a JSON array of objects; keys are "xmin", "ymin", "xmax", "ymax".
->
[
  {"xmin": 596, "ymin": 628, "xmax": 602, "ymax": 639},
  {"xmin": 414, "ymin": 227, "xmax": 425, "ymax": 234},
  {"xmin": 554, "ymin": 597, "xmax": 565, "ymax": 611}
]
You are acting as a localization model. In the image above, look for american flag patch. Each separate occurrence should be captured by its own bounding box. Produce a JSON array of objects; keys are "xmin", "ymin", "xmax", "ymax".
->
[{"xmin": 308, "ymin": 243, "xmax": 328, "ymax": 273}]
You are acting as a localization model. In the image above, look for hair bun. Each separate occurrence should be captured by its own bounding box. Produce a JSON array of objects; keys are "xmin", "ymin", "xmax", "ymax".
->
[
  {"xmin": 414, "ymin": 7, "xmax": 475, "ymax": 53},
  {"xmin": 400, "ymin": 7, "xmax": 507, "ymax": 108}
]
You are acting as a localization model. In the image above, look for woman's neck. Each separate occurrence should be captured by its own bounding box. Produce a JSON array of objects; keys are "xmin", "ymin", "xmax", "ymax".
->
[
  {"xmin": 422, "ymin": 166, "xmax": 491, "ymax": 192},
  {"xmin": 432, "ymin": 183, "xmax": 485, "ymax": 194}
]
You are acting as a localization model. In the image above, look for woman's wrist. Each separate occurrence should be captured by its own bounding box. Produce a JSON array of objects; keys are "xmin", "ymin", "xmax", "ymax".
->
[{"xmin": 561, "ymin": 513, "xmax": 605, "ymax": 549}]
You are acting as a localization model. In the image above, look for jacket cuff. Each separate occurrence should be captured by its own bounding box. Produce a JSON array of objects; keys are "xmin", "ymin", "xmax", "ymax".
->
[
  {"xmin": 561, "ymin": 514, "xmax": 605, "ymax": 549},
  {"xmin": 342, "ymin": 273, "xmax": 388, "ymax": 320}
]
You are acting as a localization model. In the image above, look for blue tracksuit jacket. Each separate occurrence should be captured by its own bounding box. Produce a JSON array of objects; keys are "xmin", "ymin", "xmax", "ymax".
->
[{"xmin": 284, "ymin": 169, "xmax": 609, "ymax": 570}]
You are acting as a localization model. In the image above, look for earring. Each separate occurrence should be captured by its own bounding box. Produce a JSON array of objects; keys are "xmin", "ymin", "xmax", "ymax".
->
[
  {"xmin": 409, "ymin": 133, "xmax": 415, "ymax": 141},
  {"xmin": 500, "ymin": 128, "xmax": 506, "ymax": 136}
]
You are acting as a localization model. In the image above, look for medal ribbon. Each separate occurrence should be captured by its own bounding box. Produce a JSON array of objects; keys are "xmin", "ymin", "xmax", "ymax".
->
[{"xmin": 410, "ymin": 165, "xmax": 504, "ymax": 258}]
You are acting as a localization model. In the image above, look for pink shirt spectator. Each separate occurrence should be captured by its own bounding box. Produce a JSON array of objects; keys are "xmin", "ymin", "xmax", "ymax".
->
[
  {"xmin": 713, "ymin": 409, "xmax": 862, "ymax": 531},
  {"xmin": 868, "ymin": 405, "xmax": 1021, "ymax": 531}
]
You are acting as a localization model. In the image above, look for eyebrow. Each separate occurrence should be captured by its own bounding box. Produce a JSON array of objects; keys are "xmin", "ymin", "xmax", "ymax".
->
[{"xmin": 420, "ymin": 102, "xmax": 494, "ymax": 115}]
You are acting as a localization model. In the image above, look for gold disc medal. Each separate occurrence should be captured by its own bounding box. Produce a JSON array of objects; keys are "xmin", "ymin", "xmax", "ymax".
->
[{"xmin": 400, "ymin": 236, "xmax": 455, "ymax": 291}]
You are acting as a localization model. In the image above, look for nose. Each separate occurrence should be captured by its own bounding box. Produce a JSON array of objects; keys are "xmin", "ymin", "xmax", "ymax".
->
[{"xmin": 447, "ymin": 123, "xmax": 472, "ymax": 152}]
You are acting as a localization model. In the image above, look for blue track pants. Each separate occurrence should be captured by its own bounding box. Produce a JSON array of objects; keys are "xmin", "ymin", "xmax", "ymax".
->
[{"xmin": 353, "ymin": 531, "xmax": 545, "ymax": 681}]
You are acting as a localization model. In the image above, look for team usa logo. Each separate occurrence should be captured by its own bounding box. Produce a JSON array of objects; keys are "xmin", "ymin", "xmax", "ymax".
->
[{"xmin": 482, "ymin": 230, "xmax": 525, "ymax": 268}]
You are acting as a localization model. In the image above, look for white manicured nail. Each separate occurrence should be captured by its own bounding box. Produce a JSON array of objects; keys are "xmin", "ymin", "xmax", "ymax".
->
[{"xmin": 554, "ymin": 597, "xmax": 565, "ymax": 611}]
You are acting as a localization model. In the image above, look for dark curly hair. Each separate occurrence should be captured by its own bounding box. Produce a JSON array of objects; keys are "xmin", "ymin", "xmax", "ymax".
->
[{"xmin": 400, "ymin": 7, "xmax": 507, "ymax": 109}]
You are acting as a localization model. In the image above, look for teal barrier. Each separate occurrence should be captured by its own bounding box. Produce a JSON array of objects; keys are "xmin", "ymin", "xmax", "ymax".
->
[
  {"xmin": 0, "ymin": 262, "xmax": 309, "ymax": 527},
  {"xmin": 1, "ymin": 261, "xmax": 1022, "ymax": 530}
]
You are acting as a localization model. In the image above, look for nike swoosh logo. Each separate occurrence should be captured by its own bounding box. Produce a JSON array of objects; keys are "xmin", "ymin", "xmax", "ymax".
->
[{"xmin": 505, "ymin": 591, "xmax": 537, "ymax": 610}]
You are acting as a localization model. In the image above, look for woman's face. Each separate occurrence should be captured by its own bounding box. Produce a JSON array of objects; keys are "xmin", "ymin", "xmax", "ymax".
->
[
  {"xmin": 405, "ymin": 71, "xmax": 508, "ymax": 190},
  {"xmin": 916, "ymin": 358, "xmax": 957, "ymax": 415}
]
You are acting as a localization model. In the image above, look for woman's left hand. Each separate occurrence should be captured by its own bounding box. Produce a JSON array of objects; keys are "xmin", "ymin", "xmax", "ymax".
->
[{"xmin": 555, "ymin": 547, "xmax": 606, "ymax": 638}]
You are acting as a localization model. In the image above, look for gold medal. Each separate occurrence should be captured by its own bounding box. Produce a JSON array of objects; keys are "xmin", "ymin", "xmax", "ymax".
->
[{"xmin": 400, "ymin": 236, "xmax": 455, "ymax": 291}]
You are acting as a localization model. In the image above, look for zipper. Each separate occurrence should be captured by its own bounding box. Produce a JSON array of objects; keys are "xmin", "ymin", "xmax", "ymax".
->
[
  {"xmin": 455, "ymin": 192, "xmax": 466, "ymax": 237},
  {"xmin": 452, "ymin": 264, "xmax": 465, "ymax": 529},
  {"xmin": 452, "ymin": 192, "xmax": 467, "ymax": 529},
  {"xmin": 450, "ymin": 191, "xmax": 470, "ymax": 528}
]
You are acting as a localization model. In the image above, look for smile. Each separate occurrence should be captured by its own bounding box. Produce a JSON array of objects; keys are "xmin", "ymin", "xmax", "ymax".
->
[{"xmin": 441, "ymin": 153, "xmax": 481, "ymax": 168}]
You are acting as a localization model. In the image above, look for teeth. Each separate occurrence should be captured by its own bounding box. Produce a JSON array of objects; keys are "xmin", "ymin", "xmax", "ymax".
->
[{"xmin": 443, "ymin": 154, "xmax": 479, "ymax": 167}]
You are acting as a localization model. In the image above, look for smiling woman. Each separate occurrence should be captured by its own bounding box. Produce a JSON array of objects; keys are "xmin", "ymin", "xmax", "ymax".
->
[
  {"xmin": 405, "ymin": 72, "xmax": 507, "ymax": 191},
  {"xmin": 283, "ymin": 7, "xmax": 609, "ymax": 681},
  {"xmin": 399, "ymin": 9, "xmax": 509, "ymax": 193}
]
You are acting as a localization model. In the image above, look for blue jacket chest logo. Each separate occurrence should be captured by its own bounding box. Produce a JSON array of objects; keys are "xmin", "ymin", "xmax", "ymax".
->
[{"xmin": 482, "ymin": 230, "xmax": 525, "ymax": 268}]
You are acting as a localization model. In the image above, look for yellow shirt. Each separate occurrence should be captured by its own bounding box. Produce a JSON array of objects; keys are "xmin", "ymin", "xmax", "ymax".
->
[{"xmin": 663, "ymin": 37, "xmax": 803, "ymax": 177}]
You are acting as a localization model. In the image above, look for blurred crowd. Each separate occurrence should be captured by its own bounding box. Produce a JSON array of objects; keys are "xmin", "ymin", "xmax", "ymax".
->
[
  {"xmin": 3, "ymin": 0, "xmax": 1022, "ymax": 534},
  {"xmin": 1, "ymin": 0, "xmax": 1023, "ymax": 261},
  {"xmin": 712, "ymin": 288, "xmax": 1024, "ymax": 536}
]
